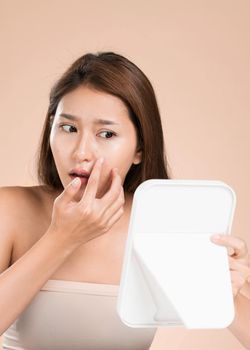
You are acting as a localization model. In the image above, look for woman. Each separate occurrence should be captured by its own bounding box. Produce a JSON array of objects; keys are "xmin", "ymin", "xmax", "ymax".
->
[{"xmin": 0, "ymin": 52, "xmax": 249, "ymax": 349}]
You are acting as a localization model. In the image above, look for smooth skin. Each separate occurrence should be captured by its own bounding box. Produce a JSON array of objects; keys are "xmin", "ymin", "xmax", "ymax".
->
[
  {"xmin": 0, "ymin": 157, "xmax": 126, "ymax": 334},
  {"xmin": 51, "ymin": 157, "xmax": 126, "ymax": 245},
  {"xmin": 49, "ymin": 85, "xmax": 142, "ymax": 202},
  {"xmin": 0, "ymin": 85, "xmax": 141, "ymax": 335},
  {"xmin": 0, "ymin": 85, "xmax": 249, "ymax": 348}
]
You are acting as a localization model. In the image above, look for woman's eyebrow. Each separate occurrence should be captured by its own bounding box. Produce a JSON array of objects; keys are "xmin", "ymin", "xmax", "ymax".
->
[{"xmin": 59, "ymin": 113, "xmax": 120, "ymax": 125}]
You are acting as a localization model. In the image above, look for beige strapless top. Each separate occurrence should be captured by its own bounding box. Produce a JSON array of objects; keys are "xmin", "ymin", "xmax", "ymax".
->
[{"xmin": 2, "ymin": 279, "xmax": 157, "ymax": 350}]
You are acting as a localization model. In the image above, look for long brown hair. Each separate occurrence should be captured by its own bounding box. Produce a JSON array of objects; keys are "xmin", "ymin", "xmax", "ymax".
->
[{"xmin": 35, "ymin": 51, "xmax": 171, "ymax": 194}]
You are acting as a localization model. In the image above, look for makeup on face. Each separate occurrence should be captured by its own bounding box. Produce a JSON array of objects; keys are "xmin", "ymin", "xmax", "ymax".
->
[{"xmin": 50, "ymin": 86, "xmax": 142, "ymax": 197}]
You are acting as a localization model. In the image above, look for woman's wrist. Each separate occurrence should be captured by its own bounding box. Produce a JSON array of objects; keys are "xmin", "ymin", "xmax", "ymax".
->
[{"xmin": 44, "ymin": 225, "xmax": 82, "ymax": 257}]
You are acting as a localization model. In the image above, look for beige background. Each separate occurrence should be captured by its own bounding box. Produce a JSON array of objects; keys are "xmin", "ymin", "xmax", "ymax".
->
[{"xmin": 0, "ymin": 0, "xmax": 249, "ymax": 349}]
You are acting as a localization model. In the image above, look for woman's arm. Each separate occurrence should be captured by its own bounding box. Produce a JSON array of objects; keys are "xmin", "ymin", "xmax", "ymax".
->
[
  {"xmin": 228, "ymin": 291, "xmax": 250, "ymax": 350},
  {"xmin": 0, "ymin": 162, "xmax": 124, "ymax": 335},
  {"xmin": 0, "ymin": 225, "xmax": 80, "ymax": 335},
  {"xmin": 0, "ymin": 186, "xmax": 81, "ymax": 335}
]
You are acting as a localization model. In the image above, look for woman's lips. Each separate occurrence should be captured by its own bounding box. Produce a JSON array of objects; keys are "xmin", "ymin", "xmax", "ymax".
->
[{"xmin": 69, "ymin": 175, "xmax": 88, "ymax": 186}]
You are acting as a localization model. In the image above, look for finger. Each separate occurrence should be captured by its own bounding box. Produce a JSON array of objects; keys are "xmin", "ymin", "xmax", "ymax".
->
[
  {"xmin": 210, "ymin": 234, "xmax": 248, "ymax": 259},
  {"xmin": 56, "ymin": 176, "xmax": 81, "ymax": 205},
  {"xmin": 230, "ymin": 271, "xmax": 246, "ymax": 288},
  {"xmin": 227, "ymin": 246, "xmax": 237, "ymax": 257},
  {"xmin": 80, "ymin": 157, "xmax": 104, "ymax": 204},
  {"xmin": 228, "ymin": 256, "xmax": 250, "ymax": 275},
  {"xmin": 102, "ymin": 186, "xmax": 125, "ymax": 221},
  {"xmin": 106, "ymin": 206, "xmax": 125, "ymax": 229},
  {"xmin": 228, "ymin": 256, "xmax": 242, "ymax": 270},
  {"xmin": 101, "ymin": 168, "xmax": 123, "ymax": 209}
]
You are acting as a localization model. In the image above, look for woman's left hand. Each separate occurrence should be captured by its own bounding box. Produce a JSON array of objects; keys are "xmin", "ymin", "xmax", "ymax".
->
[{"xmin": 210, "ymin": 234, "xmax": 250, "ymax": 298}]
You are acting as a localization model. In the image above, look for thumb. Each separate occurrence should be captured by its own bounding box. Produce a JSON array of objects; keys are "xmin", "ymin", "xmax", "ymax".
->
[{"xmin": 57, "ymin": 177, "xmax": 81, "ymax": 205}]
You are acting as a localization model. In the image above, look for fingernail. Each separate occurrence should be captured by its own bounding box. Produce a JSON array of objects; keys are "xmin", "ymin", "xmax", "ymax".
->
[
  {"xmin": 99, "ymin": 157, "xmax": 104, "ymax": 164},
  {"xmin": 72, "ymin": 177, "xmax": 80, "ymax": 187}
]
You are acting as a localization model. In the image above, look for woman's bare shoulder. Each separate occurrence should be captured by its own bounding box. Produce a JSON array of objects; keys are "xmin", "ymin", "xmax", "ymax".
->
[
  {"xmin": 0, "ymin": 186, "xmax": 46, "ymax": 258},
  {"xmin": 0, "ymin": 185, "xmax": 36, "ymax": 212},
  {"xmin": 0, "ymin": 185, "xmax": 61, "ymax": 264},
  {"xmin": 0, "ymin": 185, "xmax": 59, "ymax": 220},
  {"xmin": 0, "ymin": 185, "xmax": 43, "ymax": 209}
]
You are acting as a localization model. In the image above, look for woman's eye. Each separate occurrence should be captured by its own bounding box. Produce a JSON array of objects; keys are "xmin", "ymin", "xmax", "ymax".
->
[
  {"xmin": 99, "ymin": 131, "xmax": 116, "ymax": 139},
  {"xmin": 59, "ymin": 124, "xmax": 116, "ymax": 139},
  {"xmin": 59, "ymin": 124, "xmax": 77, "ymax": 133}
]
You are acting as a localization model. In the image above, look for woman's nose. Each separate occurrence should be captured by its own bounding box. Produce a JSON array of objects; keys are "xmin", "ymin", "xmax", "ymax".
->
[{"xmin": 73, "ymin": 136, "xmax": 95, "ymax": 163}]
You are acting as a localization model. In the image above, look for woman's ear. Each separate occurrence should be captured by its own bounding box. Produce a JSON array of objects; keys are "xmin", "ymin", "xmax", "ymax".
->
[{"xmin": 133, "ymin": 148, "xmax": 142, "ymax": 165}]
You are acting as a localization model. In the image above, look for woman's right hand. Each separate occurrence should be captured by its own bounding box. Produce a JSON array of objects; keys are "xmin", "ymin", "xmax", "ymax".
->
[{"xmin": 48, "ymin": 157, "xmax": 125, "ymax": 246}]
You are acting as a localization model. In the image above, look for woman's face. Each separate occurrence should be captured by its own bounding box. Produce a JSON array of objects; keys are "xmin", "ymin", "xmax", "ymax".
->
[{"xmin": 50, "ymin": 85, "xmax": 142, "ymax": 200}]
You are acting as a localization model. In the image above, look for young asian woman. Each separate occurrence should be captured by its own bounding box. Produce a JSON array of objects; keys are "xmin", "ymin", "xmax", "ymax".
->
[{"xmin": 0, "ymin": 51, "xmax": 249, "ymax": 350}]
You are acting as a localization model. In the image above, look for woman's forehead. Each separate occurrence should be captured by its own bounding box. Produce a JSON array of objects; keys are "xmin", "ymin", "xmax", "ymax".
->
[
  {"xmin": 58, "ymin": 86, "xmax": 128, "ymax": 113},
  {"xmin": 55, "ymin": 87, "xmax": 132, "ymax": 126}
]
